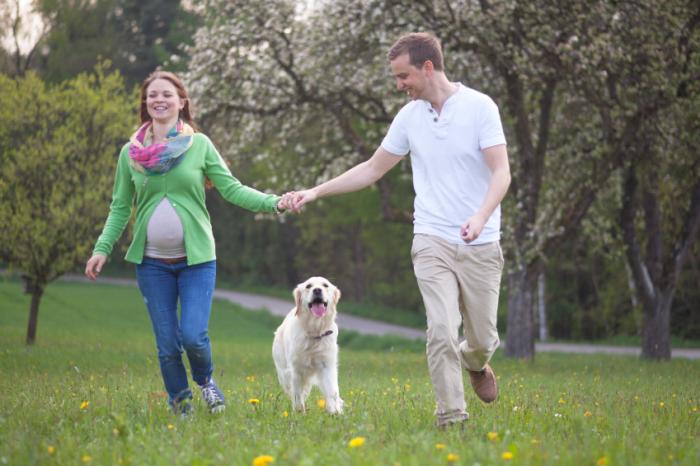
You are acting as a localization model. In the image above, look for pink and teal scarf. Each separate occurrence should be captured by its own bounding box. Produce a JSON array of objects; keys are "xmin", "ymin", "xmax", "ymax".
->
[{"xmin": 128, "ymin": 120, "xmax": 194, "ymax": 174}]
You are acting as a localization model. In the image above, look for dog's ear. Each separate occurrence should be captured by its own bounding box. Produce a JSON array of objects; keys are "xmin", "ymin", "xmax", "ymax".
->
[
  {"xmin": 294, "ymin": 285, "xmax": 303, "ymax": 316},
  {"xmin": 333, "ymin": 286, "xmax": 341, "ymax": 306}
]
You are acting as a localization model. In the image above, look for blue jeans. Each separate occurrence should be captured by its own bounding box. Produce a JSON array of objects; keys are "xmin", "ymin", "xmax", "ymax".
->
[{"xmin": 136, "ymin": 258, "xmax": 217, "ymax": 404}]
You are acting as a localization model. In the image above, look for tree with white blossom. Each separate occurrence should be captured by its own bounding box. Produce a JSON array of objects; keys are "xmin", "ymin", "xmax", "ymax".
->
[{"xmin": 185, "ymin": 0, "xmax": 699, "ymax": 359}]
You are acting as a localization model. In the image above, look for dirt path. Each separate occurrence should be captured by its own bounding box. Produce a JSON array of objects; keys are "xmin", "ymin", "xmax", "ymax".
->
[{"xmin": 62, "ymin": 275, "xmax": 700, "ymax": 360}]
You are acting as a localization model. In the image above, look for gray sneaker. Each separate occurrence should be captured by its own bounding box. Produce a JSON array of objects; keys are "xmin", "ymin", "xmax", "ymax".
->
[
  {"xmin": 171, "ymin": 397, "xmax": 193, "ymax": 418},
  {"xmin": 200, "ymin": 379, "xmax": 226, "ymax": 413}
]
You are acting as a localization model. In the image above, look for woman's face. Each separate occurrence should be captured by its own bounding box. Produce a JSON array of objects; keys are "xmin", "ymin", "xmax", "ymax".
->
[{"xmin": 145, "ymin": 78, "xmax": 185, "ymax": 125}]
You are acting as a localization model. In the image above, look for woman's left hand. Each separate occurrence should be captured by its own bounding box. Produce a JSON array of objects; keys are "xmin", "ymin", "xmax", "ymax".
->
[{"xmin": 277, "ymin": 191, "xmax": 296, "ymax": 212}]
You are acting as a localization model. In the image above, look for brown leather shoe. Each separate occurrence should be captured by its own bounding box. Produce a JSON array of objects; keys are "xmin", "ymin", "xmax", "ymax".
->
[{"xmin": 469, "ymin": 364, "xmax": 498, "ymax": 403}]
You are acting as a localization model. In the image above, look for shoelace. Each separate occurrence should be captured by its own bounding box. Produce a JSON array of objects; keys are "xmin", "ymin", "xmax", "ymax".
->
[{"xmin": 201, "ymin": 383, "xmax": 223, "ymax": 406}]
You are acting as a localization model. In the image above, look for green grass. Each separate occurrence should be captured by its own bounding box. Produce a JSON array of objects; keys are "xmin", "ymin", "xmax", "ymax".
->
[{"xmin": 1, "ymin": 279, "xmax": 699, "ymax": 466}]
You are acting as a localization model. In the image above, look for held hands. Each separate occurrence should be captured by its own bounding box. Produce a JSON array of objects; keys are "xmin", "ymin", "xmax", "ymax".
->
[
  {"xmin": 277, "ymin": 191, "xmax": 297, "ymax": 213},
  {"xmin": 85, "ymin": 254, "xmax": 107, "ymax": 281},
  {"xmin": 289, "ymin": 189, "xmax": 317, "ymax": 213},
  {"xmin": 276, "ymin": 189, "xmax": 317, "ymax": 214},
  {"xmin": 460, "ymin": 212, "xmax": 487, "ymax": 243}
]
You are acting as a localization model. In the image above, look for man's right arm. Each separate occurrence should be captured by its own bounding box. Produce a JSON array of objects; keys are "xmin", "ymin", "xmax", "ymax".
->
[{"xmin": 291, "ymin": 146, "xmax": 402, "ymax": 210}]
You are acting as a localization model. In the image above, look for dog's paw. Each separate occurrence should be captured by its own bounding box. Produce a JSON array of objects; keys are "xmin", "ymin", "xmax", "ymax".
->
[
  {"xmin": 292, "ymin": 402, "xmax": 306, "ymax": 413},
  {"xmin": 326, "ymin": 397, "xmax": 344, "ymax": 415}
]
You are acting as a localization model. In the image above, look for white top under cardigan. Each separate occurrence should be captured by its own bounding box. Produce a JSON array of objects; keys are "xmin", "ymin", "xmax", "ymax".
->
[{"xmin": 144, "ymin": 197, "xmax": 186, "ymax": 258}]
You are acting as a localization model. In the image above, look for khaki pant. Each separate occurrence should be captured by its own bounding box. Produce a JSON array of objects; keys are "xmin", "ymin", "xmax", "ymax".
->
[{"xmin": 411, "ymin": 234, "xmax": 503, "ymax": 424}]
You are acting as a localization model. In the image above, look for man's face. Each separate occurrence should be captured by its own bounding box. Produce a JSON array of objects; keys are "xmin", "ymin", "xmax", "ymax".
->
[{"xmin": 390, "ymin": 53, "xmax": 427, "ymax": 100}]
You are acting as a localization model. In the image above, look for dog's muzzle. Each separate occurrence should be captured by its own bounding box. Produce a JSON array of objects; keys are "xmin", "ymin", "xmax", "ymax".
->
[{"xmin": 309, "ymin": 289, "xmax": 328, "ymax": 318}]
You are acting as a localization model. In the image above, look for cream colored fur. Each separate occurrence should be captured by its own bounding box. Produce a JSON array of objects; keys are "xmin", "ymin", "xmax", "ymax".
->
[{"xmin": 272, "ymin": 277, "xmax": 343, "ymax": 414}]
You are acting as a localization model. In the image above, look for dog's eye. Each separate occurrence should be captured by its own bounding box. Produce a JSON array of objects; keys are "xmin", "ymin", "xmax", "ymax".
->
[
  {"xmin": 323, "ymin": 283, "xmax": 329, "ymax": 288},
  {"xmin": 305, "ymin": 284, "xmax": 312, "ymax": 289}
]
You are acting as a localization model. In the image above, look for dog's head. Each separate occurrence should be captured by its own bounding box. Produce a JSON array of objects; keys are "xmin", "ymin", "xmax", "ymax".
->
[{"xmin": 294, "ymin": 276, "xmax": 340, "ymax": 319}]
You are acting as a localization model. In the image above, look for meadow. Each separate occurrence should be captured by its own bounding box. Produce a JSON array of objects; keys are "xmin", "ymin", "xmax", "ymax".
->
[{"xmin": 0, "ymin": 279, "xmax": 698, "ymax": 466}]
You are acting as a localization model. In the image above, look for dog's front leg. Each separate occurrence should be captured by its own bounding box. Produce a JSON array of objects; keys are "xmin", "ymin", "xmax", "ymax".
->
[
  {"xmin": 290, "ymin": 371, "xmax": 307, "ymax": 413},
  {"xmin": 318, "ymin": 364, "xmax": 343, "ymax": 415}
]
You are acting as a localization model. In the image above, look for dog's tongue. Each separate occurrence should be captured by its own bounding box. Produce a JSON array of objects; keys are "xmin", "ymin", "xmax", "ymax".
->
[{"xmin": 310, "ymin": 303, "xmax": 326, "ymax": 318}]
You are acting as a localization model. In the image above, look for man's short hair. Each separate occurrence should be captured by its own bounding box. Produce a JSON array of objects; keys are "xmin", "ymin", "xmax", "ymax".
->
[{"xmin": 387, "ymin": 32, "xmax": 444, "ymax": 71}]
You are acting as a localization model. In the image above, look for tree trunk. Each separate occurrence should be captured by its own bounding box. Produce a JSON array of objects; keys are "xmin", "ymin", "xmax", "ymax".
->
[
  {"xmin": 25, "ymin": 284, "xmax": 44, "ymax": 345},
  {"xmin": 505, "ymin": 267, "xmax": 536, "ymax": 359},
  {"xmin": 640, "ymin": 289, "xmax": 673, "ymax": 360},
  {"xmin": 537, "ymin": 271, "xmax": 547, "ymax": 341}
]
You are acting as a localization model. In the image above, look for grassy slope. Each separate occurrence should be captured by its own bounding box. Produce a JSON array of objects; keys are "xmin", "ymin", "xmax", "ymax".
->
[{"xmin": 0, "ymin": 280, "xmax": 698, "ymax": 466}]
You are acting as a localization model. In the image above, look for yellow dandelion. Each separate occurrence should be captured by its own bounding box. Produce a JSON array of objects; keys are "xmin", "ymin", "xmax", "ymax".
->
[
  {"xmin": 404, "ymin": 384, "xmax": 411, "ymax": 391},
  {"xmin": 692, "ymin": 406, "xmax": 698, "ymax": 412},
  {"xmin": 283, "ymin": 410, "xmax": 289, "ymax": 418},
  {"xmin": 584, "ymin": 410, "xmax": 593, "ymax": 417},
  {"xmin": 531, "ymin": 438, "xmax": 540, "ymax": 444},
  {"xmin": 167, "ymin": 424, "xmax": 174, "ymax": 430},
  {"xmin": 82, "ymin": 454, "xmax": 92, "ymax": 463},
  {"xmin": 47, "ymin": 446, "xmax": 55, "ymax": 455},
  {"xmin": 558, "ymin": 398, "xmax": 566, "ymax": 405},
  {"xmin": 80, "ymin": 400, "xmax": 89, "ymax": 410},
  {"xmin": 435, "ymin": 443, "xmax": 446, "ymax": 450},
  {"xmin": 348, "ymin": 437, "xmax": 366, "ymax": 448},
  {"xmin": 487, "ymin": 431, "xmax": 499, "ymax": 441},
  {"xmin": 597, "ymin": 456, "xmax": 608, "ymax": 466},
  {"xmin": 659, "ymin": 401, "xmax": 665, "ymax": 407},
  {"xmin": 447, "ymin": 453, "xmax": 459, "ymax": 462},
  {"xmin": 252, "ymin": 455, "xmax": 274, "ymax": 466},
  {"xmin": 112, "ymin": 428, "xmax": 119, "ymax": 436},
  {"xmin": 317, "ymin": 399, "xmax": 326, "ymax": 409},
  {"xmin": 248, "ymin": 398, "xmax": 260, "ymax": 405},
  {"xmin": 502, "ymin": 451, "xmax": 514, "ymax": 460},
  {"xmin": 246, "ymin": 375, "xmax": 256, "ymax": 382}
]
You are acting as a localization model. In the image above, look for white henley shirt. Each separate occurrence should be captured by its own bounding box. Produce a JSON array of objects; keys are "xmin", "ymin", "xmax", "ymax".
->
[{"xmin": 381, "ymin": 83, "xmax": 507, "ymax": 245}]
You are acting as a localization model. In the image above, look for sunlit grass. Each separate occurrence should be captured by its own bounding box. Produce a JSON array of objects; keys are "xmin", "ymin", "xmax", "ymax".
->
[{"xmin": 1, "ymin": 280, "xmax": 698, "ymax": 465}]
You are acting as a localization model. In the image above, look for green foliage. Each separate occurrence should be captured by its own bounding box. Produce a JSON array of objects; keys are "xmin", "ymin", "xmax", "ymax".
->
[
  {"xmin": 0, "ymin": 65, "xmax": 135, "ymax": 307},
  {"xmin": 35, "ymin": 0, "xmax": 118, "ymax": 83},
  {"xmin": 672, "ymin": 244, "xmax": 700, "ymax": 339},
  {"xmin": 547, "ymin": 240, "xmax": 640, "ymax": 341},
  {"xmin": 1, "ymin": 280, "xmax": 699, "ymax": 465},
  {"xmin": 34, "ymin": 0, "xmax": 200, "ymax": 85}
]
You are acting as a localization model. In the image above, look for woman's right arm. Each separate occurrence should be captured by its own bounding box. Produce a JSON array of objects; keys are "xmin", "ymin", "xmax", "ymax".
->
[{"xmin": 85, "ymin": 148, "xmax": 135, "ymax": 280}]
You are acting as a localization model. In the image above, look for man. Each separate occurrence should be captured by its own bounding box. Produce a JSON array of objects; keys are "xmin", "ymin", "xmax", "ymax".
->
[{"xmin": 290, "ymin": 32, "xmax": 510, "ymax": 428}]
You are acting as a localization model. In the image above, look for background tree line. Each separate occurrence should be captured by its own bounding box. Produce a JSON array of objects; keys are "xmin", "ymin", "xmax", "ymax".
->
[{"xmin": 1, "ymin": 0, "xmax": 698, "ymax": 359}]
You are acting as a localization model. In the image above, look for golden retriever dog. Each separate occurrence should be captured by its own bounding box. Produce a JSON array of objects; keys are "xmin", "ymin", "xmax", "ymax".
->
[{"xmin": 272, "ymin": 277, "xmax": 344, "ymax": 414}]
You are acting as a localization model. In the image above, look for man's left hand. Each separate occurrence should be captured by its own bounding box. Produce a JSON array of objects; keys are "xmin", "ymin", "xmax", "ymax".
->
[{"xmin": 460, "ymin": 213, "xmax": 486, "ymax": 243}]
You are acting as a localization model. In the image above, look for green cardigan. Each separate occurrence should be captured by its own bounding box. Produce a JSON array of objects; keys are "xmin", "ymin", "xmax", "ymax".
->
[{"xmin": 93, "ymin": 133, "xmax": 280, "ymax": 265}]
